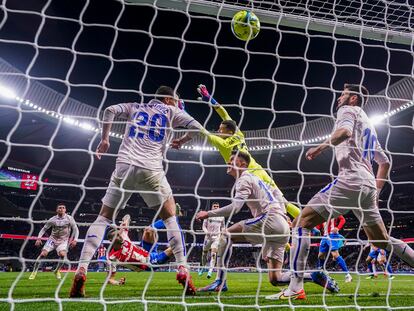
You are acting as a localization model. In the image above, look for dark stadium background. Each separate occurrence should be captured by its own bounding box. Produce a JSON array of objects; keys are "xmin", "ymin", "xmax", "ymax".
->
[{"xmin": 0, "ymin": 0, "xmax": 413, "ymax": 272}]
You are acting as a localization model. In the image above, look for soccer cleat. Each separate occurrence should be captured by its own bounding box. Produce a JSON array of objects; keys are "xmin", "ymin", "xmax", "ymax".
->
[
  {"xmin": 29, "ymin": 272, "xmax": 37, "ymax": 280},
  {"xmin": 265, "ymin": 288, "xmax": 306, "ymax": 300},
  {"xmin": 119, "ymin": 277, "xmax": 126, "ymax": 285},
  {"xmin": 198, "ymin": 279, "xmax": 222, "ymax": 292},
  {"xmin": 198, "ymin": 268, "xmax": 206, "ymax": 276},
  {"xmin": 54, "ymin": 270, "xmax": 62, "ymax": 280},
  {"xmin": 387, "ymin": 275, "xmax": 395, "ymax": 280},
  {"xmin": 175, "ymin": 203, "xmax": 183, "ymax": 217},
  {"xmin": 345, "ymin": 273, "xmax": 353, "ymax": 283},
  {"xmin": 207, "ymin": 270, "xmax": 213, "ymax": 279},
  {"xmin": 69, "ymin": 268, "xmax": 86, "ymax": 298},
  {"xmin": 176, "ymin": 266, "xmax": 196, "ymax": 296},
  {"xmin": 311, "ymin": 271, "xmax": 340, "ymax": 293},
  {"xmin": 366, "ymin": 275, "xmax": 378, "ymax": 280},
  {"xmin": 215, "ymin": 281, "xmax": 228, "ymax": 292}
]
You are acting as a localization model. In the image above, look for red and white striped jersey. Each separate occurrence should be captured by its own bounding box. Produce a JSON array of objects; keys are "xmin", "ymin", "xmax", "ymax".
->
[
  {"xmin": 316, "ymin": 216, "xmax": 346, "ymax": 236},
  {"xmin": 108, "ymin": 240, "xmax": 149, "ymax": 272}
]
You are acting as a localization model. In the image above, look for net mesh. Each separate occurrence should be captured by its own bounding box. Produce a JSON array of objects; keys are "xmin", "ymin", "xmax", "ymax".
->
[{"xmin": 0, "ymin": 0, "xmax": 413, "ymax": 310}]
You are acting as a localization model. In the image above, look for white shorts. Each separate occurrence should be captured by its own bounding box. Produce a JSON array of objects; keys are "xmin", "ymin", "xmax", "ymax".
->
[
  {"xmin": 308, "ymin": 180, "xmax": 382, "ymax": 226},
  {"xmin": 203, "ymin": 236, "xmax": 221, "ymax": 251},
  {"xmin": 102, "ymin": 163, "xmax": 173, "ymax": 209},
  {"xmin": 42, "ymin": 239, "xmax": 68, "ymax": 254},
  {"xmin": 241, "ymin": 211, "xmax": 289, "ymax": 262}
]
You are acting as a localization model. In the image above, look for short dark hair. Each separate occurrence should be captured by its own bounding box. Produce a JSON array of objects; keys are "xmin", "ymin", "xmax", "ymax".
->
[
  {"xmin": 344, "ymin": 83, "xmax": 369, "ymax": 106},
  {"xmin": 211, "ymin": 202, "xmax": 220, "ymax": 206},
  {"xmin": 221, "ymin": 120, "xmax": 237, "ymax": 134},
  {"xmin": 56, "ymin": 203, "xmax": 66, "ymax": 208},
  {"xmin": 155, "ymin": 86, "xmax": 178, "ymax": 101},
  {"xmin": 231, "ymin": 150, "xmax": 251, "ymax": 167}
]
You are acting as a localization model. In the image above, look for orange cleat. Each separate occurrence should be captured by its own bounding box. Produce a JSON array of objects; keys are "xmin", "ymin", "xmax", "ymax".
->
[
  {"xmin": 176, "ymin": 265, "xmax": 197, "ymax": 296},
  {"xmin": 69, "ymin": 268, "xmax": 86, "ymax": 298}
]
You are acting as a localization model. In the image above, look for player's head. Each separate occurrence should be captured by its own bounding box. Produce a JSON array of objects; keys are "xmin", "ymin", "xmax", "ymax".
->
[
  {"xmin": 218, "ymin": 120, "xmax": 237, "ymax": 138},
  {"xmin": 211, "ymin": 202, "xmax": 220, "ymax": 210},
  {"xmin": 227, "ymin": 150, "xmax": 251, "ymax": 177},
  {"xmin": 155, "ymin": 85, "xmax": 180, "ymax": 107},
  {"xmin": 337, "ymin": 84, "xmax": 369, "ymax": 109},
  {"xmin": 331, "ymin": 227, "xmax": 339, "ymax": 234},
  {"xmin": 107, "ymin": 229, "xmax": 123, "ymax": 249},
  {"xmin": 56, "ymin": 203, "xmax": 66, "ymax": 216}
]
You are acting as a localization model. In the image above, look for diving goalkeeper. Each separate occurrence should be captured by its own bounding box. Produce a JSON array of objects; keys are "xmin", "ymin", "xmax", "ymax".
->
[{"xmin": 172, "ymin": 85, "xmax": 300, "ymax": 219}]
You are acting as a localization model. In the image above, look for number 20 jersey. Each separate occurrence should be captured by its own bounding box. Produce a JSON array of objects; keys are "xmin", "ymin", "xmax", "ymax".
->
[
  {"xmin": 107, "ymin": 99, "xmax": 203, "ymax": 171},
  {"xmin": 334, "ymin": 105, "xmax": 389, "ymax": 190}
]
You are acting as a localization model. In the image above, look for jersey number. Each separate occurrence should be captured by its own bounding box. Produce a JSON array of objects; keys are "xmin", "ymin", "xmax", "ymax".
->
[
  {"xmin": 128, "ymin": 112, "xmax": 167, "ymax": 142},
  {"xmin": 362, "ymin": 128, "xmax": 377, "ymax": 163}
]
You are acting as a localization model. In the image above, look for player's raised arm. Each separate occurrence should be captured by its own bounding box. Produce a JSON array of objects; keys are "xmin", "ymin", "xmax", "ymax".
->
[
  {"xmin": 69, "ymin": 216, "xmax": 79, "ymax": 248},
  {"xmin": 336, "ymin": 215, "xmax": 346, "ymax": 230},
  {"xmin": 197, "ymin": 84, "xmax": 231, "ymax": 121}
]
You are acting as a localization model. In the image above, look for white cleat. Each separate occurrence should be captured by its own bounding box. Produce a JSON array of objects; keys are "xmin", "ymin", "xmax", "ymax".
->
[
  {"xmin": 265, "ymin": 288, "xmax": 306, "ymax": 300},
  {"xmin": 345, "ymin": 273, "xmax": 353, "ymax": 283}
]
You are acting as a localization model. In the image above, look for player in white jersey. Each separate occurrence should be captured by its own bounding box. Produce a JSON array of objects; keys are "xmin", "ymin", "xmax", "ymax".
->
[
  {"xmin": 29, "ymin": 203, "xmax": 79, "ymax": 280},
  {"xmin": 196, "ymin": 151, "xmax": 338, "ymax": 294},
  {"xmin": 70, "ymin": 86, "xmax": 202, "ymax": 297},
  {"xmin": 199, "ymin": 202, "xmax": 225, "ymax": 278},
  {"xmin": 270, "ymin": 84, "xmax": 414, "ymax": 301}
]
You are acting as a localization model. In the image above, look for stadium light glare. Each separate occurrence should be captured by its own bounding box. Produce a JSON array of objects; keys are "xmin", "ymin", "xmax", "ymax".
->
[
  {"xmin": 0, "ymin": 84, "xmax": 16, "ymax": 99},
  {"xmin": 369, "ymin": 114, "xmax": 386, "ymax": 125}
]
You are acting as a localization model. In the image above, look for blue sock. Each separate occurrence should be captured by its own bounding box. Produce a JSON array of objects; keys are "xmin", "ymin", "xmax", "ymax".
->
[
  {"xmin": 368, "ymin": 262, "xmax": 374, "ymax": 273},
  {"xmin": 152, "ymin": 219, "xmax": 166, "ymax": 230},
  {"xmin": 155, "ymin": 251, "xmax": 170, "ymax": 264},
  {"xmin": 385, "ymin": 263, "xmax": 393, "ymax": 274},
  {"xmin": 336, "ymin": 256, "xmax": 349, "ymax": 273}
]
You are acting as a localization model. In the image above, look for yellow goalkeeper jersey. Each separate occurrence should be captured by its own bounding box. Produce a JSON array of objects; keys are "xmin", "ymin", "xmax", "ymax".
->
[{"xmin": 201, "ymin": 105, "xmax": 277, "ymax": 189}]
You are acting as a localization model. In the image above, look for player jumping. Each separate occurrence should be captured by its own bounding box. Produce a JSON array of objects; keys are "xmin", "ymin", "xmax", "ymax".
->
[
  {"xmin": 70, "ymin": 86, "xmax": 203, "ymax": 297},
  {"xmin": 269, "ymin": 84, "xmax": 414, "ymax": 300},
  {"xmin": 199, "ymin": 202, "xmax": 225, "ymax": 279},
  {"xmin": 29, "ymin": 203, "xmax": 78, "ymax": 280},
  {"xmin": 315, "ymin": 216, "xmax": 352, "ymax": 282},
  {"xmin": 196, "ymin": 151, "xmax": 339, "ymax": 295},
  {"xmin": 171, "ymin": 84, "xmax": 301, "ymax": 220}
]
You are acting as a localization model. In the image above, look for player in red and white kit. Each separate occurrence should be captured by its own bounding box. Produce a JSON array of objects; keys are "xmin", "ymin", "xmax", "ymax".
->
[
  {"xmin": 70, "ymin": 86, "xmax": 202, "ymax": 297},
  {"xmin": 315, "ymin": 216, "xmax": 352, "ymax": 282}
]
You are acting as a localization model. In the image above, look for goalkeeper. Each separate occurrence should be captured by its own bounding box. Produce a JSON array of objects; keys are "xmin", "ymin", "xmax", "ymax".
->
[{"xmin": 172, "ymin": 85, "xmax": 300, "ymax": 219}]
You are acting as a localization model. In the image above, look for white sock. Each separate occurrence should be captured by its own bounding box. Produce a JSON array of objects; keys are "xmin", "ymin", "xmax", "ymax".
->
[
  {"xmin": 289, "ymin": 227, "xmax": 311, "ymax": 292},
  {"xmin": 209, "ymin": 252, "xmax": 217, "ymax": 271},
  {"xmin": 215, "ymin": 235, "xmax": 232, "ymax": 282},
  {"xmin": 78, "ymin": 215, "xmax": 111, "ymax": 273},
  {"xmin": 387, "ymin": 237, "xmax": 414, "ymax": 267},
  {"xmin": 163, "ymin": 216, "xmax": 186, "ymax": 266}
]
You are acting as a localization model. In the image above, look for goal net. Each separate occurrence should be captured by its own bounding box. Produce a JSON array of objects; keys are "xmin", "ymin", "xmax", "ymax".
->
[{"xmin": 0, "ymin": 0, "xmax": 413, "ymax": 310}]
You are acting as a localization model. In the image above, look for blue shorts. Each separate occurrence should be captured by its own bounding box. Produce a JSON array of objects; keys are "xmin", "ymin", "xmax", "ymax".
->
[
  {"xmin": 98, "ymin": 256, "xmax": 107, "ymax": 261},
  {"xmin": 319, "ymin": 237, "xmax": 342, "ymax": 253}
]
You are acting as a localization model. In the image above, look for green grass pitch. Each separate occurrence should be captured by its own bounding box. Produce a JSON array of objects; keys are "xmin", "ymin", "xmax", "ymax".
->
[{"xmin": 0, "ymin": 272, "xmax": 413, "ymax": 310}]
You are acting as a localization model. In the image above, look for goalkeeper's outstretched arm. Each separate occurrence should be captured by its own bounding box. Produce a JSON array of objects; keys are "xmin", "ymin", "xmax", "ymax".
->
[{"xmin": 197, "ymin": 84, "xmax": 233, "ymax": 122}]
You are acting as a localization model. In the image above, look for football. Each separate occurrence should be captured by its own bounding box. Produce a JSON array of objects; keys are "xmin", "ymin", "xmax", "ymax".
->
[{"xmin": 231, "ymin": 10, "xmax": 260, "ymax": 41}]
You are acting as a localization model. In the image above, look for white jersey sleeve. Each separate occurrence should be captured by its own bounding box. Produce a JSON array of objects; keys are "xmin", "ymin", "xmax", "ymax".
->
[{"xmin": 334, "ymin": 105, "xmax": 389, "ymax": 189}]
